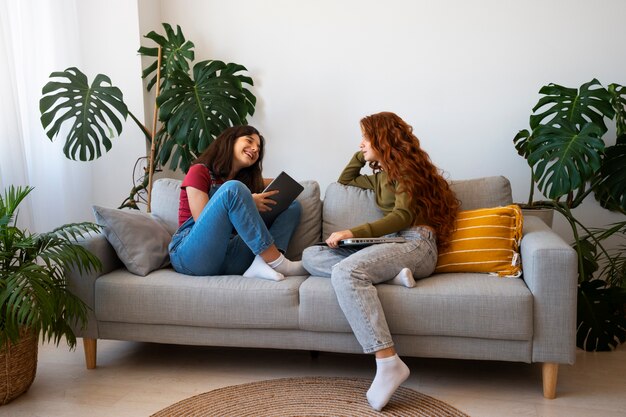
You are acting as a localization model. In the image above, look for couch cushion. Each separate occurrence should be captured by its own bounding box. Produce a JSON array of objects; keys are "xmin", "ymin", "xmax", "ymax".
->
[
  {"xmin": 285, "ymin": 180, "xmax": 322, "ymax": 260},
  {"xmin": 450, "ymin": 176, "xmax": 513, "ymax": 210},
  {"xmin": 150, "ymin": 178, "xmax": 322, "ymax": 260},
  {"xmin": 151, "ymin": 178, "xmax": 182, "ymax": 235},
  {"xmin": 436, "ymin": 205, "xmax": 523, "ymax": 277},
  {"xmin": 299, "ymin": 274, "xmax": 532, "ymax": 340},
  {"xmin": 96, "ymin": 269, "xmax": 305, "ymax": 329},
  {"xmin": 322, "ymin": 183, "xmax": 383, "ymax": 239},
  {"xmin": 322, "ymin": 176, "xmax": 513, "ymax": 238},
  {"xmin": 92, "ymin": 205, "xmax": 171, "ymax": 276}
]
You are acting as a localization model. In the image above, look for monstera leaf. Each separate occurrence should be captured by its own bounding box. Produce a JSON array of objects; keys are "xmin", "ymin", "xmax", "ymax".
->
[
  {"xmin": 156, "ymin": 60, "xmax": 256, "ymax": 173},
  {"xmin": 577, "ymin": 280, "xmax": 626, "ymax": 351},
  {"xmin": 610, "ymin": 83, "xmax": 626, "ymax": 136},
  {"xmin": 530, "ymin": 79, "xmax": 614, "ymax": 133},
  {"xmin": 39, "ymin": 23, "xmax": 257, "ymax": 209},
  {"xmin": 138, "ymin": 23, "xmax": 195, "ymax": 92},
  {"xmin": 40, "ymin": 68, "xmax": 128, "ymax": 161},
  {"xmin": 592, "ymin": 85, "xmax": 626, "ymax": 212},
  {"xmin": 594, "ymin": 134, "xmax": 626, "ymax": 212},
  {"xmin": 525, "ymin": 120, "xmax": 605, "ymax": 201},
  {"xmin": 515, "ymin": 79, "xmax": 618, "ymax": 204},
  {"xmin": 513, "ymin": 128, "xmax": 531, "ymax": 159}
]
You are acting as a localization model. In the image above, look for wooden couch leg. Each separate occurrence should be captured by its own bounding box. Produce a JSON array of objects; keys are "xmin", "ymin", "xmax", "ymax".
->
[
  {"xmin": 542, "ymin": 362, "xmax": 558, "ymax": 399},
  {"xmin": 83, "ymin": 338, "xmax": 97, "ymax": 369}
]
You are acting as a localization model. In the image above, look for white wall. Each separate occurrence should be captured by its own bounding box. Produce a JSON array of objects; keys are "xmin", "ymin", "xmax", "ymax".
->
[
  {"xmin": 72, "ymin": 1, "xmax": 623, "ymax": 243},
  {"xmin": 148, "ymin": 0, "xmax": 625, "ymax": 243},
  {"xmin": 76, "ymin": 0, "xmax": 147, "ymax": 209}
]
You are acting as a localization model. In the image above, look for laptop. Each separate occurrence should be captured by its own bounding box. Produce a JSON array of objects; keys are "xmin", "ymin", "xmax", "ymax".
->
[
  {"xmin": 260, "ymin": 171, "xmax": 304, "ymax": 226},
  {"xmin": 315, "ymin": 237, "xmax": 407, "ymax": 247}
]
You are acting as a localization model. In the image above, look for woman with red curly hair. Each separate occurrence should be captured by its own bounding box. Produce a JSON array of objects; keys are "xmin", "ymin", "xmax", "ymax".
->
[{"xmin": 302, "ymin": 112, "xmax": 459, "ymax": 411}]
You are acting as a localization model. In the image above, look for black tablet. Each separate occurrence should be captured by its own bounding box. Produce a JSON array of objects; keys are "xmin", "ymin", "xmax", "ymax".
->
[{"xmin": 260, "ymin": 171, "xmax": 304, "ymax": 226}]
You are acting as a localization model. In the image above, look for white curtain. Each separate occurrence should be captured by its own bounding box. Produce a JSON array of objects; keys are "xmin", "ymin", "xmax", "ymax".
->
[{"xmin": 0, "ymin": 0, "xmax": 92, "ymax": 233}]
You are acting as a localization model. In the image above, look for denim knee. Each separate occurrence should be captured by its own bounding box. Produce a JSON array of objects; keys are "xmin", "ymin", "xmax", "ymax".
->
[
  {"xmin": 330, "ymin": 262, "xmax": 363, "ymax": 291},
  {"xmin": 290, "ymin": 199, "xmax": 302, "ymax": 217},
  {"xmin": 219, "ymin": 180, "xmax": 249, "ymax": 196}
]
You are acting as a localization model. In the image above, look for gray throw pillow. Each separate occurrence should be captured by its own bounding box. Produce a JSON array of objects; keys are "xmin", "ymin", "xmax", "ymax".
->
[
  {"xmin": 92, "ymin": 206, "xmax": 172, "ymax": 276},
  {"xmin": 285, "ymin": 180, "xmax": 322, "ymax": 261}
]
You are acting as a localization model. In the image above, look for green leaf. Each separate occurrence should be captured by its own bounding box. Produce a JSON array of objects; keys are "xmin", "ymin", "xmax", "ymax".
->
[
  {"xmin": 584, "ymin": 221, "xmax": 626, "ymax": 288},
  {"xmin": 527, "ymin": 120, "xmax": 605, "ymax": 200},
  {"xmin": 593, "ymin": 134, "xmax": 626, "ymax": 212},
  {"xmin": 530, "ymin": 79, "xmax": 614, "ymax": 134},
  {"xmin": 577, "ymin": 281, "xmax": 626, "ymax": 351},
  {"xmin": 0, "ymin": 185, "xmax": 34, "ymax": 225},
  {"xmin": 39, "ymin": 68, "xmax": 128, "ymax": 161},
  {"xmin": 155, "ymin": 60, "xmax": 256, "ymax": 172},
  {"xmin": 139, "ymin": 23, "xmax": 195, "ymax": 92},
  {"xmin": 1, "ymin": 185, "xmax": 101, "ymax": 349},
  {"xmin": 573, "ymin": 238, "xmax": 599, "ymax": 282},
  {"xmin": 609, "ymin": 84, "xmax": 626, "ymax": 137},
  {"xmin": 513, "ymin": 129, "xmax": 531, "ymax": 158}
]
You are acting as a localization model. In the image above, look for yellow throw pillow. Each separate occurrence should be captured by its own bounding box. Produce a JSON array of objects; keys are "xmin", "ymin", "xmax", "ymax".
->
[{"xmin": 435, "ymin": 205, "xmax": 523, "ymax": 277}]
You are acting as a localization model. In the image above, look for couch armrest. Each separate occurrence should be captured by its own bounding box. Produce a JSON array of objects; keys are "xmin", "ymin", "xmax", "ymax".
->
[
  {"xmin": 68, "ymin": 232, "xmax": 123, "ymax": 338},
  {"xmin": 520, "ymin": 216, "xmax": 577, "ymax": 364}
]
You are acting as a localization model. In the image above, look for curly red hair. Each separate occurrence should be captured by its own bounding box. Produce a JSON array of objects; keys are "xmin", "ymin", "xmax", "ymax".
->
[{"xmin": 360, "ymin": 112, "xmax": 460, "ymax": 249}]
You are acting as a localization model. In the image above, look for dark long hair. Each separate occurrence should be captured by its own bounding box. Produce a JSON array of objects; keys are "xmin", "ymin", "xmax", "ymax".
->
[
  {"xmin": 192, "ymin": 125, "xmax": 265, "ymax": 193},
  {"xmin": 360, "ymin": 112, "xmax": 460, "ymax": 249}
]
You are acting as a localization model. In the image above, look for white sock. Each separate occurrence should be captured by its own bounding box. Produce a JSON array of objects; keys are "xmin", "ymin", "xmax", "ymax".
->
[
  {"xmin": 366, "ymin": 354, "xmax": 410, "ymax": 411},
  {"xmin": 267, "ymin": 253, "xmax": 308, "ymax": 276},
  {"xmin": 387, "ymin": 268, "xmax": 416, "ymax": 288},
  {"xmin": 243, "ymin": 255, "xmax": 285, "ymax": 281}
]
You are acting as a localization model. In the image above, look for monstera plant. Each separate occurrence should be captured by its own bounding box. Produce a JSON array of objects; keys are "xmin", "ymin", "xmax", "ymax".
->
[
  {"xmin": 514, "ymin": 79, "xmax": 626, "ymax": 351},
  {"xmin": 40, "ymin": 23, "xmax": 256, "ymax": 209}
]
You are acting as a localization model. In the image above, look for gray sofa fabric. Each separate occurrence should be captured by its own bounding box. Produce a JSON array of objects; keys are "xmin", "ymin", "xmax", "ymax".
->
[
  {"xmin": 71, "ymin": 175, "xmax": 577, "ymax": 372},
  {"xmin": 299, "ymin": 274, "xmax": 532, "ymax": 340},
  {"xmin": 96, "ymin": 270, "xmax": 306, "ymax": 329}
]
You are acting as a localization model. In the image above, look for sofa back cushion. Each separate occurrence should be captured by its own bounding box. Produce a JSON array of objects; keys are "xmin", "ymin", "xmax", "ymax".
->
[
  {"xmin": 151, "ymin": 178, "xmax": 183, "ymax": 235},
  {"xmin": 150, "ymin": 178, "xmax": 322, "ymax": 260},
  {"xmin": 285, "ymin": 181, "xmax": 322, "ymax": 260},
  {"xmin": 450, "ymin": 176, "xmax": 513, "ymax": 211},
  {"xmin": 322, "ymin": 176, "xmax": 513, "ymax": 238},
  {"xmin": 322, "ymin": 183, "xmax": 383, "ymax": 240}
]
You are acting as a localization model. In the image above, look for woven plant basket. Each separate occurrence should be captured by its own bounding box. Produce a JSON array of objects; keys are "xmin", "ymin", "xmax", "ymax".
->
[{"xmin": 0, "ymin": 328, "xmax": 38, "ymax": 405}]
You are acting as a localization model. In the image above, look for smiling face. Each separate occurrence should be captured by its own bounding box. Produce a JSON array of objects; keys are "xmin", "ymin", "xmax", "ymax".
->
[{"xmin": 231, "ymin": 133, "xmax": 261, "ymax": 174}]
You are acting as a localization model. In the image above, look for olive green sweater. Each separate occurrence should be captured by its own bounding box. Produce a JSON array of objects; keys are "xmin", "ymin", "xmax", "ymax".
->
[{"xmin": 338, "ymin": 151, "xmax": 426, "ymax": 237}]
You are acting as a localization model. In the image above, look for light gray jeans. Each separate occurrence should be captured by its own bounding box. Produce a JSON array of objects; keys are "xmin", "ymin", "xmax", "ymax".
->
[{"xmin": 302, "ymin": 227, "xmax": 437, "ymax": 354}]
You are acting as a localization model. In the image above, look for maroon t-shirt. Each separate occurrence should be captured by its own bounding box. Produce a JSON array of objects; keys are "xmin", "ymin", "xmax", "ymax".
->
[{"xmin": 178, "ymin": 164, "xmax": 224, "ymax": 226}]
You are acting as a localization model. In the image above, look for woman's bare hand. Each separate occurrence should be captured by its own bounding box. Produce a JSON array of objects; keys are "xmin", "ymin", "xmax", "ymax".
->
[
  {"xmin": 252, "ymin": 190, "xmax": 279, "ymax": 212},
  {"xmin": 325, "ymin": 230, "xmax": 354, "ymax": 248}
]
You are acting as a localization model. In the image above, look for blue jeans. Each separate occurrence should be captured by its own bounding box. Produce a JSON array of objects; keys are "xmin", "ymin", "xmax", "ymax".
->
[
  {"xmin": 169, "ymin": 180, "xmax": 302, "ymax": 276},
  {"xmin": 302, "ymin": 226, "xmax": 437, "ymax": 353}
]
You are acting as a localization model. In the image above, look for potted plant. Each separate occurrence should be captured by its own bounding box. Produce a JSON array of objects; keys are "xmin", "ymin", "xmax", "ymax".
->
[
  {"xmin": 39, "ymin": 23, "xmax": 256, "ymax": 210},
  {"xmin": 514, "ymin": 79, "xmax": 626, "ymax": 351},
  {"xmin": 0, "ymin": 185, "xmax": 101, "ymax": 404}
]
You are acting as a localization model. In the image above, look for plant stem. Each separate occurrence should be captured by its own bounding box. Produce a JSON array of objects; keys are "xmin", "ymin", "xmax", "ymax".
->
[
  {"xmin": 127, "ymin": 110, "xmax": 152, "ymax": 142},
  {"xmin": 550, "ymin": 203, "xmax": 586, "ymax": 282},
  {"xmin": 552, "ymin": 202, "xmax": 616, "ymax": 284},
  {"xmin": 527, "ymin": 170, "xmax": 535, "ymax": 206}
]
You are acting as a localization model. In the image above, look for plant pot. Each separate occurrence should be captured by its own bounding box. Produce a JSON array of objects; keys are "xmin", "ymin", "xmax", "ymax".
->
[
  {"xmin": 0, "ymin": 328, "xmax": 38, "ymax": 405},
  {"xmin": 521, "ymin": 207, "xmax": 554, "ymax": 228}
]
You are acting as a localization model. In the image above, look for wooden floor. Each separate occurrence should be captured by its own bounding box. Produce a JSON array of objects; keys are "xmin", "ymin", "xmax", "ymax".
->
[{"xmin": 1, "ymin": 339, "xmax": 625, "ymax": 416}]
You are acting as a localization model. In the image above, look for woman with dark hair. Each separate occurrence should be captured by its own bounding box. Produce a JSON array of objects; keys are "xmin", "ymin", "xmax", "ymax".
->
[
  {"xmin": 302, "ymin": 112, "xmax": 459, "ymax": 411},
  {"xmin": 169, "ymin": 125, "xmax": 306, "ymax": 280}
]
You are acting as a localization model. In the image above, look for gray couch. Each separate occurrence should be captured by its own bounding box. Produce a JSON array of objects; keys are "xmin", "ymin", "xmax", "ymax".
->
[{"xmin": 70, "ymin": 176, "xmax": 577, "ymax": 399}]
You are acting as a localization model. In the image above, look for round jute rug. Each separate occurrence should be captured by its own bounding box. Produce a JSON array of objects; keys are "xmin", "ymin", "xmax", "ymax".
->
[{"xmin": 150, "ymin": 376, "xmax": 470, "ymax": 416}]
